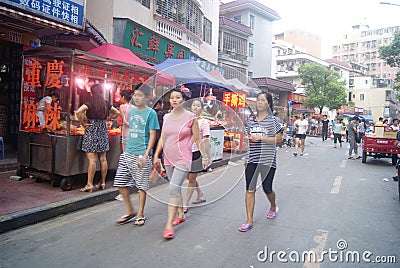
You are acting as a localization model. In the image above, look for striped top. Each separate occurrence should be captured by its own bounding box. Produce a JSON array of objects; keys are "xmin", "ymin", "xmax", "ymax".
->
[{"xmin": 246, "ymin": 115, "xmax": 282, "ymax": 167}]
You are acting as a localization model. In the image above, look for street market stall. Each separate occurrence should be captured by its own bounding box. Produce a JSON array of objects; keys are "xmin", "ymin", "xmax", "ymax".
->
[{"xmin": 17, "ymin": 46, "xmax": 156, "ymax": 190}]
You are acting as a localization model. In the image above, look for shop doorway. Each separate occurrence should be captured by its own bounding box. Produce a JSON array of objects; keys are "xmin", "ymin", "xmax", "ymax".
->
[{"xmin": 0, "ymin": 40, "xmax": 23, "ymax": 153}]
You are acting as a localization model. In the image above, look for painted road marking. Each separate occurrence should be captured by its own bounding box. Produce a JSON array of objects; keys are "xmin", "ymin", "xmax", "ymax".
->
[
  {"xmin": 330, "ymin": 176, "xmax": 343, "ymax": 194},
  {"xmin": 340, "ymin": 160, "xmax": 346, "ymax": 168},
  {"xmin": 303, "ymin": 229, "xmax": 329, "ymax": 268}
]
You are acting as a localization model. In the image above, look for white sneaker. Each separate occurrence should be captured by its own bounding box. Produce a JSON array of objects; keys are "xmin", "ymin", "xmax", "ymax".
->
[{"xmin": 115, "ymin": 194, "xmax": 123, "ymax": 201}]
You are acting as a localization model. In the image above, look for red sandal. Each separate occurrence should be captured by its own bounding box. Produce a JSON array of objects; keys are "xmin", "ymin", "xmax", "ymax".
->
[
  {"xmin": 172, "ymin": 217, "xmax": 185, "ymax": 226},
  {"xmin": 163, "ymin": 228, "xmax": 174, "ymax": 239}
]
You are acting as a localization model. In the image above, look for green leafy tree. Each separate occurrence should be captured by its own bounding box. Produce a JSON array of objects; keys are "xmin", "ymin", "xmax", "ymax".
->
[
  {"xmin": 298, "ymin": 62, "xmax": 347, "ymax": 114},
  {"xmin": 379, "ymin": 31, "xmax": 400, "ymax": 95}
]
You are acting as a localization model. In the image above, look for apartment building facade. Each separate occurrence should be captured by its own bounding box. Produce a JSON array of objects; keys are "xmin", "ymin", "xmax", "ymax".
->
[
  {"xmin": 275, "ymin": 29, "xmax": 322, "ymax": 58},
  {"xmin": 220, "ymin": 0, "xmax": 280, "ymax": 80},
  {"xmin": 332, "ymin": 24, "xmax": 400, "ymax": 80},
  {"xmin": 218, "ymin": 16, "xmax": 252, "ymax": 83},
  {"xmin": 87, "ymin": 0, "xmax": 220, "ymax": 65},
  {"xmin": 350, "ymin": 77, "xmax": 398, "ymax": 121}
]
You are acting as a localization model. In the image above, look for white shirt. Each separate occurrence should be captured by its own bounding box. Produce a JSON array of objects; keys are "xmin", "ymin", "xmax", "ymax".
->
[{"xmin": 295, "ymin": 119, "xmax": 308, "ymax": 134}]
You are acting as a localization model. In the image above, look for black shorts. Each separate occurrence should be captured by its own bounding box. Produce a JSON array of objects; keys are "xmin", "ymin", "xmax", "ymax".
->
[
  {"xmin": 190, "ymin": 151, "xmax": 203, "ymax": 173},
  {"xmin": 296, "ymin": 134, "xmax": 306, "ymax": 139}
]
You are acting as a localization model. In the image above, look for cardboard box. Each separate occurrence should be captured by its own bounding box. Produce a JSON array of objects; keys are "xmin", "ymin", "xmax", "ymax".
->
[
  {"xmin": 375, "ymin": 126, "xmax": 384, "ymax": 138},
  {"xmin": 383, "ymin": 131, "xmax": 397, "ymax": 139}
]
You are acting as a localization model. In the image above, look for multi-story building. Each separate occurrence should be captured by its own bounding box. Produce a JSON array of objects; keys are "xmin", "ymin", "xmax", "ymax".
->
[
  {"xmin": 88, "ymin": 0, "xmax": 220, "ymax": 65},
  {"xmin": 274, "ymin": 51, "xmax": 329, "ymax": 94},
  {"xmin": 274, "ymin": 29, "xmax": 321, "ymax": 58},
  {"xmin": 220, "ymin": 0, "xmax": 280, "ymax": 80},
  {"xmin": 218, "ymin": 16, "xmax": 252, "ymax": 83},
  {"xmin": 332, "ymin": 24, "xmax": 400, "ymax": 80},
  {"xmin": 350, "ymin": 77, "xmax": 398, "ymax": 121}
]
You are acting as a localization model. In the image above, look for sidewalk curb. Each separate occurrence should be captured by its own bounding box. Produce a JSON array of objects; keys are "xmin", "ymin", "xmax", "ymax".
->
[{"xmin": 0, "ymin": 153, "xmax": 244, "ymax": 234}]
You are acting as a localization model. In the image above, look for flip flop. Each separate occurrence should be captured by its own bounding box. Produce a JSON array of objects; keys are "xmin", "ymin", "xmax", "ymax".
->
[
  {"xmin": 163, "ymin": 228, "xmax": 174, "ymax": 239},
  {"xmin": 116, "ymin": 213, "xmax": 137, "ymax": 225},
  {"xmin": 133, "ymin": 217, "xmax": 147, "ymax": 226},
  {"xmin": 348, "ymin": 156, "xmax": 355, "ymax": 160},
  {"xmin": 355, "ymin": 156, "xmax": 362, "ymax": 159},
  {"xmin": 267, "ymin": 207, "xmax": 279, "ymax": 219},
  {"xmin": 239, "ymin": 223, "xmax": 254, "ymax": 232},
  {"xmin": 172, "ymin": 217, "xmax": 185, "ymax": 226}
]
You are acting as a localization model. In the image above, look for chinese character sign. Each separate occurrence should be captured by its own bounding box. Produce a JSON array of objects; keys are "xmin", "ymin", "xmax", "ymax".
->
[
  {"xmin": 44, "ymin": 102, "xmax": 61, "ymax": 131},
  {"xmin": 222, "ymin": 92, "xmax": 246, "ymax": 108},
  {"xmin": 8, "ymin": 0, "xmax": 84, "ymax": 28},
  {"xmin": 123, "ymin": 20, "xmax": 190, "ymax": 64},
  {"xmin": 22, "ymin": 100, "xmax": 38, "ymax": 128},
  {"xmin": 45, "ymin": 60, "xmax": 64, "ymax": 89}
]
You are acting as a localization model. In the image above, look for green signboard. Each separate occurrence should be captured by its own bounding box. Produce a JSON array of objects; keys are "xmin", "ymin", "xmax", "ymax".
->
[{"xmin": 122, "ymin": 20, "xmax": 190, "ymax": 64}]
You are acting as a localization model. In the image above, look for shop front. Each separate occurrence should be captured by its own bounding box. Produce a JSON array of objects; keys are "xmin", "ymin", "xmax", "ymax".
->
[
  {"xmin": 0, "ymin": 0, "xmax": 106, "ymax": 154},
  {"xmin": 17, "ymin": 46, "xmax": 155, "ymax": 190}
]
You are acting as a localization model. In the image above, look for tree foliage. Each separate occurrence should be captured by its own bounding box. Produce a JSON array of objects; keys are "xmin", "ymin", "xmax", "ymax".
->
[
  {"xmin": 379, "ymin": 30, "xmax": 400, "ymax": 93},
  {"xmin": 298, "ymin": 62, "xmax": 347, "ymax": 113}
]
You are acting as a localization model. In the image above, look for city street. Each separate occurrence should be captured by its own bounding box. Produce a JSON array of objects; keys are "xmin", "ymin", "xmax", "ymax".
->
[{"xmin": 0, "ymin": 137, "xmax": 399, "ymax": 268}]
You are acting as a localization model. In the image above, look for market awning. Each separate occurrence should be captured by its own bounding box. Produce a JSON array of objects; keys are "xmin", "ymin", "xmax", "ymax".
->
[
  {"xmin": 154, "ymin": 59, "xmax": 232, "ymax": 89},
  {"xmin": 88, "ymin": 43, "xmax": 156, "ymax": 70}
]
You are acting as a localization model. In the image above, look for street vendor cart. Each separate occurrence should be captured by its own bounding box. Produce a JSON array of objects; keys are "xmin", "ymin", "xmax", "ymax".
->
[{"xmin": 17, "ymin": 46, "xmax": 156, "ymax": 190}]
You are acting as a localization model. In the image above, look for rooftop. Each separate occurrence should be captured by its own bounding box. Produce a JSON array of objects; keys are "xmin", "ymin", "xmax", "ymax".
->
[
  {"xmin": 220, "ymin": 0, "xmax": 280, "ymax": 20},
  {"xmin": 219, "ymin": 16, "xmax": 252, "ymax": 35}
]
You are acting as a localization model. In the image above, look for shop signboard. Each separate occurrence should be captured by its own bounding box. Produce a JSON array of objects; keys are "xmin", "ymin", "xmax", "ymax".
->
[
  {"xmin": 122, "ymin": 20, "xmax": 190, "ymax": 65},
  {"xmin": 3, "ymin": 0, "xmax": 85, "ymax": 29},
  {"xmin": 222, "ymin": 92, "xmax": 246, "ymax": 108}
]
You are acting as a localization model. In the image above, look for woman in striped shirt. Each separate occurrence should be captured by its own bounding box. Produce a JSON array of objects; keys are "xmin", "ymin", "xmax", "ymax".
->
[{"xmin": 239, "ymin": 92, "xmax": 283, "ymax": 232}]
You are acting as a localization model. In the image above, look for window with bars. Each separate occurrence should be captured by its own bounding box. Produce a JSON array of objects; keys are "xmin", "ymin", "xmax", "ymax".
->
[
  {"xmin": 222, "ymin": 32, "xmax": 248, "ymax": 60},
  {"xmin": 203, "ymin": 17, "xmax": 212, "ymax": 45},
  {"xmin": 154, "ymin": 0, "xmax": 203, "ymax": 37}
]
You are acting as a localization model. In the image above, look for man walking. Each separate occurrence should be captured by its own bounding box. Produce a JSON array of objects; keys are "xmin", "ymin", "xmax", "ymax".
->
[
  {"xmin": 321, "ymin": 115, "xmax": 329, "ymax": 142},
  {"xmin": 347, "ymin": 116, "xmax": 360, "ymax": 159}
]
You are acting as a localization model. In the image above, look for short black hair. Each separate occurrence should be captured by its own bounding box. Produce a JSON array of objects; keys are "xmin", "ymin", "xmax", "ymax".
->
[
  {"xmin": 134, "ymin": 83, "xmax": 152, "ymax": 97},
  {"xmin": 170, "ymin": 87, "xmax": 191, "ymax": 100}
]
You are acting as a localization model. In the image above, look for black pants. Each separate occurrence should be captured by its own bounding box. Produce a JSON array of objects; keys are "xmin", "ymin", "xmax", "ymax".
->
[
  {"xmin": 333, "ymin": 133, "xmax": 342, "ymax": 144},
  {"xmin": 245, "ymin": 163, "xmax": 276, "ymax": 194},
  {"xmin": 322, "ymin": 128, "xmax": 328, "ymax": 141}
]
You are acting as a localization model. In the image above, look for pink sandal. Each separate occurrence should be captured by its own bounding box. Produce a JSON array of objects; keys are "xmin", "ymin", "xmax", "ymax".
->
[
  {"xmin": 239, "ymin": 223, "xmax": 254, "ymax": 232},
  {"xmin": 163, "ymin": 228, "xmax": 174, "ymax": 239},
  {"xmin": 267, "ymin": 207, "xmax": 279, "ymax": 219},
  {"xmin": 172, "ymin": 217, "xmax": 185, "ymax": 226}
]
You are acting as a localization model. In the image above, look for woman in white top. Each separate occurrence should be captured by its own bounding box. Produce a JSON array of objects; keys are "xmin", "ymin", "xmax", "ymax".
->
[
  {"xmin": 119, "ymin": 89, "xmax": 133, "ymax": 152},
  {"xmin": 293, "ymin": 113, "xmax": 308, "ymax": 156},
  {"xmin": 182, "ymin": 99, "xmax": 211, "ymax": 213}
]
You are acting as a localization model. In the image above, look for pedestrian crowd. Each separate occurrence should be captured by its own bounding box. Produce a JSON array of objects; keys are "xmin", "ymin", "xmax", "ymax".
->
[
  {"xmin": 76, "ymin": 82, "xmax": 399, "ymax": 239},
  {"xmin": 76, "ymin": 83, "xmax": 282, "ymax": 239}
]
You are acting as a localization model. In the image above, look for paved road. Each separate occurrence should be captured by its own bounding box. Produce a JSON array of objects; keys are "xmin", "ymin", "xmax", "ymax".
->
[{"xmin": 1, "ymin": 137, "xmax": 399, "ymax": 268}]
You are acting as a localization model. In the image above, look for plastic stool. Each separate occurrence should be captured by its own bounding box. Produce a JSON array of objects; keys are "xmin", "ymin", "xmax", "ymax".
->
[{"xmin": 0, "ymin": 137, "xmax": 4, "ymax": 160}]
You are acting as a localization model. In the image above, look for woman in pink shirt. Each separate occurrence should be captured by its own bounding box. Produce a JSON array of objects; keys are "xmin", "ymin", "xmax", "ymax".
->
[{"xmin": 153, "ymin": 88, "xmax": 208, "ymax": 239}]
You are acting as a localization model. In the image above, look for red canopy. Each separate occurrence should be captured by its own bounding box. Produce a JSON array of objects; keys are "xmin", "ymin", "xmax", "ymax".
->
[
  {"xmin": 88, "ymin": 43, "xmax": 155, "ymax": 70},
  {"xmin": 88, "ymin": 43, "xmax": 174, "ymax": 86}
]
